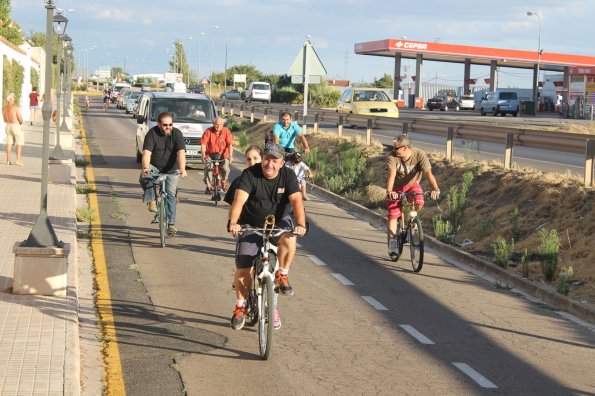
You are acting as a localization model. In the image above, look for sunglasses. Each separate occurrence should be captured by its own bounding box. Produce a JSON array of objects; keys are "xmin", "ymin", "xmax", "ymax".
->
[{"xmin": 161, "ymin": 123, "xmax": 173, "ymax": 127}]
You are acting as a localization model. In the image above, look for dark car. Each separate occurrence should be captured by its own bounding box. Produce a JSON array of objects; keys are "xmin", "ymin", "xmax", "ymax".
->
[
  {"xmin": 188, "ymin": 84, "xmax": 205, "ymax": 94},
  {"xmin": 427, "ymin": 95, "xmax": 460, "ymax": 111}
]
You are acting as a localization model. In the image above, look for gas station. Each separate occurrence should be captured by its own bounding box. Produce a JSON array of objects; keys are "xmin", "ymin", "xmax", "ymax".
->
[{"xmin": 354, "ymin": 39, "xmax": 595, "ymax": 117}]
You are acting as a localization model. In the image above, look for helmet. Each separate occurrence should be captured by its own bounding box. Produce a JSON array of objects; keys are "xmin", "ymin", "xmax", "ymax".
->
[{"xmin": 292, "ymin": 152, "xmax": 303, "ymax": 163}]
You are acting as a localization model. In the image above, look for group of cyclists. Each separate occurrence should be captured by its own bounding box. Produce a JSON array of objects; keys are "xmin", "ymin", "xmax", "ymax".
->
[{"xmin": 138, "ymin": 110, "xmax": 440, "ymax": 331}]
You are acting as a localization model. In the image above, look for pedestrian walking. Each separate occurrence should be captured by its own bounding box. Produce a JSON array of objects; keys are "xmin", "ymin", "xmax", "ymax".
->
[
  {"xmin": 2, "ymin": 93, "xmax": 24, "ymax": 165},
  {"xmin": 29, "ymin": 87, "xmax": 41, "ymax": 126}
]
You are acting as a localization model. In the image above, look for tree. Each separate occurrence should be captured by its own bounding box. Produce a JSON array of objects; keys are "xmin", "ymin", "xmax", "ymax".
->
[
  {"xmin": 167, "ymin": 40, "xmax": 189, "ymax": 83},
  {"xmin": 27, "ymin": 31, "xmax": 45, "ymax": 47},
  {"xmin": 0, "ymin": 0, "xmax": 23, "ymax": 45},
  {"xmin": 226, "ymin": 64, "xmax": 263, "ymax": 86},
  {"xmin": 373, "ymin": 73, "xmax": 393, "ymax": 89}
]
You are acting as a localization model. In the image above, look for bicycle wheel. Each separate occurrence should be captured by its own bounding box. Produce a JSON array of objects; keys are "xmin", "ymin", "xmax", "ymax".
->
[
  {"xmin": 159, "ymin": 192, "xmax": 167, "ymax": 248},
  {"xmin": 213, "ymin": 172, "xmax": 220, "ymax": 206},
  {"xmin": 258, "ymin": 276, "xmax": 274, "ymax": 360},
  {"xmin": 409, "ymin": 217, "xmax": 424, "ymax": 272}
]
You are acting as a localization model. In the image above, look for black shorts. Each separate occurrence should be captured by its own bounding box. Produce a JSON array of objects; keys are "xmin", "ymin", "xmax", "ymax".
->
[{"xmin": 235, "ymin": 215, "xmax": 294, "ymax": 269}]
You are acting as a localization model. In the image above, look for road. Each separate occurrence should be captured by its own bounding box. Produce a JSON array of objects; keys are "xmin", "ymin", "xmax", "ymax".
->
[{"xmin": 82, "ymin": 98, "xmax": 595, "ymax": 395}]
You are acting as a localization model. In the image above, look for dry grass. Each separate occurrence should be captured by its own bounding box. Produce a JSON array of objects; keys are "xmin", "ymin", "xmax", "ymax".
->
[{"xmin": 237, "ymin": 121, "xmax": 595, "ymax": 305}]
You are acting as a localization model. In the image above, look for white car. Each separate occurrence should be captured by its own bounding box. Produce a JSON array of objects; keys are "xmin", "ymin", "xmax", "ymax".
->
[
  {"xmin": 245, "ymin": 82, "xmax": 271, "ymax": 103},
  {"xmin": 458, "ymin": 95, "xmax": 476, "ymax": 110}
]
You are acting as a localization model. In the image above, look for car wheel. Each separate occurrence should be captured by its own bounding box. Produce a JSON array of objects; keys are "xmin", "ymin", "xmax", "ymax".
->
[
  {"xmin": 480, "ymin": 108, "xmax": 486, "ymax": 116},
  {"xmin": 493, "ymin": 108, "xmax": 498, "ymax": 116},
  {"xmin": 500, "ymin": 112, "xmax": 506, "ymax": 117},
  {"xmin": 429, "ymin": 108, "xmax": 433, "ymax": 111},
  {"xmin": 512, "ymin": 112, "xmax": 518, "ymax": 117},
  {"xmin": 221, "ymin": 95, "xmax": 226, "ymax": 99}
]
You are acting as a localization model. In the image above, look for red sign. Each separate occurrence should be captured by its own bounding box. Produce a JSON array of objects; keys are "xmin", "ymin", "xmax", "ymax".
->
[
  {"xmin": 569, "ymin": 66, "xmax": 595, "ymax": 75},
  {"xmin": 484, "ymin": 78, "xmax": 491, "ymax": 84},
  {"xmin": 553, "ymin": 81, "xmax": 564, "ymax": 87},
  {"xmin": 465, "ymin": 79, "xmax": 476, "ymax": 84}
]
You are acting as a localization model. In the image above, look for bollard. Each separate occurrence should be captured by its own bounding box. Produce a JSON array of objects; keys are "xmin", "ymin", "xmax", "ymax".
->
[
  {"xmin": 446, "ymin": 127, "xmax": 454, "ymax": 160},
  {"xmin": 294, "ymin": 111, "xmax": 299, "ymax": 123},
  {"xmin": 239, "ymin": 104, "xmax": 244, "ymax": 119},
  {"xmin": 338, "ymin": 115, "xmax": 344, "ymax": 137},
  {"xmin": 504, "ymin": 133, "xmax": 514, "ymax": 169},
  {"xmin": 221, "ymin": 102, "xmax": 225, "ymax": 116},
  {"xmin": 314, "ymin": 113, "xmax": 320, "ymax": 133},
  {"xmin": 585, "ymin": 139, "xmax": 595, "ymax": 187},
  {"xmin": 250, "ymin": 105, "xmax": 255, "ymax": 123},
  {"xmin": 230, "ymin": 102, "xmax": 234, "ymax": 117},
  {"xmin": 263, "ymin": 107, "xmax": 269, "ymax": 122},
  {"xmin": 366, "ymin": 119, "xmax": 373, "ymax": 145}
]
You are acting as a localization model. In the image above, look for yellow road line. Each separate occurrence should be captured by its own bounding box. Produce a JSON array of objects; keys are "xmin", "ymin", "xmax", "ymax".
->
[{"xmin": 80, "ymin": 120, "xmax": 127, "ymax": 395}]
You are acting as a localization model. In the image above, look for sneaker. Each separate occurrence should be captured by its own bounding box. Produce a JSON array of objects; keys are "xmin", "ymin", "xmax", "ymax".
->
[
  {"xmin": 167, "ymin": 224, "xmax": 177, "ymax": 236},
  {"xmin": 273, "ymin": 308, "xmax": 281, "ymax": 330},
  {"xmin": 221, "ymin": 181, "xmax": 228, "ymax": 192},
  {"xmin": 388, "ymin": 238, "xmax": 399, "ymax": 261},
  {"xmin": 275, "ymin": 271, "xmax": 294, "ymax": 296},
  {"xmin": 230, "ymin": 304, "xmax": 247, "ymax": 330},
  {"xmin": 148, "ymin": 200, "xmax": 157, "ymax": 212}
]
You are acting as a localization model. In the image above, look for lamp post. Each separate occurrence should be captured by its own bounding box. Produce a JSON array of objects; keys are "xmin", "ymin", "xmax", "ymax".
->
[
  {"xmin": 197, "ymin": 32, "xmax": 204, "ymax": 82},
  {"xmin": 50, "ymin": 11, "xmax": 68, "ymax": 161},
  {"xmin": 24, "ymin": 0, "xmax": 62, "ymax": 247},
  {"xmin": 224, "ymin": 31, "xmax": 228, "ymax": 93},
  {"xmin": 59, "ymin": 34, "xmax": 72, "ymax": 136},
  {"xmin": 187, "ymin": 36, "xmax": 192, "ymax": 86},
  {"xmin": 527, "ymin": 11, "xmax": 542, "ymax": 115},
  {"xmin": 210, "ymin": 25, "xmax": 219, "ymax": 97}
]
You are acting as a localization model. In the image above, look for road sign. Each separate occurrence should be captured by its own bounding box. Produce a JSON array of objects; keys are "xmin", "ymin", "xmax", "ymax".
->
[
  {"xmin": 201, "ymin": 78, "xmax": 209, "ymax": 85},
  {"xmin": 234, "ymin": 74, "xmax": 246, "ymax": 83},
  {"xmin": 288, "ymin": 45, "xmax": 327, "ymax": 76},
  {"xmin": 291, "ymin": 75, "xmax": 322, "ymax": 84}
]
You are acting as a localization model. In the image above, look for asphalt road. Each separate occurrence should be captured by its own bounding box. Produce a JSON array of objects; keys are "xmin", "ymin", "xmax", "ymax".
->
[{"xmin": 82, "ymin": 98, "xmax": 595, "ymax": 395}]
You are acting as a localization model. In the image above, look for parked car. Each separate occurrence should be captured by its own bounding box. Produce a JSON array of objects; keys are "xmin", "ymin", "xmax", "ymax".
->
[
  {"xmin": 480, "ymin": 91, "xmax": 519, "ymax": 117},
  {"xmin": 426, "ymin": 96, "xmax": 460, "ymax": 111},
  {"xmin": 336, "ymin": 88, "xmax": 399, "ymax": 118},
  {"xmin": 220, "ymin": 89, "xmax": 241, "ymax": 100},
  {"xmin": 245, "ymin": 82, "xmax": 271, "ymax": 103},
  {"xmin": 111, "ymin": 82, "xmax": 131, "ymax": 103},
  {"xmin": 118, "ymin": 89, "xmax": 132, "ymax": 109},
  {"xmin": 458, "ymin": 94, "xmax": 476, "ymax": 110},
  {"xmin": 126, "ymin": 91, "xmax": 143, "ymax": 114},
  {"xmin": 135, "ymin": 92, "xmax": 217, "ymax": 165},
  {"xmin": 188, "ymin": 84, "xmax": 205, "ymax": 94}
]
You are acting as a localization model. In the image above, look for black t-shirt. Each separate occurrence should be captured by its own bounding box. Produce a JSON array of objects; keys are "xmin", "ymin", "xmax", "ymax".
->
[
  {"xmin": 142, "ymin": 126, "xmax": 186, "ymax": 173},
  {"xmin": 223, "ymin": 177, "xmax": 239, "ymax": 205},
  {"xmin": 236, "ymin": 164, "xmax": 300, "ymax": 226}
]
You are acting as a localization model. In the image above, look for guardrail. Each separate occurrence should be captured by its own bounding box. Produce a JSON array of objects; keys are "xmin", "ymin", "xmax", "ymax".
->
[{"xmin": 215, "ymin": 99, "xmax": 595, "ymax": 187}]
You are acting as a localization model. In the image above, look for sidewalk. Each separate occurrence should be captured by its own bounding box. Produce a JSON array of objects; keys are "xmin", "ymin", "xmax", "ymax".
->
[{"xmin": 0, "ymin": 120, "xmax": 80, "ymax": 394}]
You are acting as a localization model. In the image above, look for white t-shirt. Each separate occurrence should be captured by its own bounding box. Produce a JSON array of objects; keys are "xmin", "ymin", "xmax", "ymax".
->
[{"xmin": 285, "ymin": 161, "xmax": 310, "ymax": 184}]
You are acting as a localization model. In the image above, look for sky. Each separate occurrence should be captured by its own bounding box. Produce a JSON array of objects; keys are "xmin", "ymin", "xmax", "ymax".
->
[{"xmin": 11, "ymin": 0, "xmax": 595, "ymax": 89}]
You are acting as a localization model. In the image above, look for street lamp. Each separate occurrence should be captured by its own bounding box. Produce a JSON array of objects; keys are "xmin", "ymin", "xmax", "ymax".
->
[
  {"xmin": 187, "ymin": 36, "xmax": 192, "ymax": 85},
  {"xmin": 224, "ymin": 31, "xmax": 228, "ymax": 93},
  {"xmin": 59, "ymin": 34, "xmax": 72, "ymax": 136},
  {"xmin": 50, "ymin": 11, "xmax": 68, "ymax": 161},
  {"xmin": 24, "ymin": 0, "xmax": 62, "ymax": 247},
  {"xmin": 197, "ymin": 32, "xmax": 205, "ymax": 82},
  {"xmin": 527, "ymin": 11, "xmax": 542, "ymax": 115},
  {"xmin": 210, "ymin": 25, "xmax": 219, "ymax": 97}
]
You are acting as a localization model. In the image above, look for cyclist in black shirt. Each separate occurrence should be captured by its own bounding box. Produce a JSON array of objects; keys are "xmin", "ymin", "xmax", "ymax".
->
[
  {"xmin": 140, "ymin": 111, "xmax": 187, "ymax": 235},
  {"xmin": 227, "ymin": 143, "xmax": 306, "ymax": 330}
]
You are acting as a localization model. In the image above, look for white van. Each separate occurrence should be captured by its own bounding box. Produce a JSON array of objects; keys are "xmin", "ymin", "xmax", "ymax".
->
[
  {"xmin": 245, "ymin": 81, "xmax": 271, "ymax": 104},
  {"xmin": 480, "ymin": 91, "xmax": 520, "ymax": 117},
  {"xmin": 135, "ymin": 92, "xmax": 218, "ymax": 165},
  {"xmin": 111, "ymin": 82, "xmax": 131, "ymax": 103}
]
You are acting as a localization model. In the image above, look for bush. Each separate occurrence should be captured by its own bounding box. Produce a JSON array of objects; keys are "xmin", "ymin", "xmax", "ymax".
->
[
  {"xmin": 76, "ymin": 206, "xmax": 97, "ymax": 222},
  {"xmin": 446, "ymin": 170, "xmax": 473, "ymax": 230},
  {"xmin": 520, "ymin": 248, "xmax": 531, "ymax": 278},
  {"xmin": 3, "ymin": 56, "xmax": 25, "ymax": 104},
  {"xmin": 556, "ymin": 266, "xmax": 573, "ymax": 295},
  {"xmin": 272, "ymin": 87, "xmax": 303, "ymax": 104},
  {"xmin": 538, "ymin": 228, "xmax": 560, "ymax": 281},
  {"xmin": 433, "ymin": 216, "xmax": 454, "ymax": 244},
  {"xmin": 492, "ymin": 237, "xmax": 514, "ymax": 268}
]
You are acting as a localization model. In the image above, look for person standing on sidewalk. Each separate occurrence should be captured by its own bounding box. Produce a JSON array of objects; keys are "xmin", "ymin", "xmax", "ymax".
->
[
  {"xmin": 29, "ymin": 87, "xmax": 41, "ymax": 126},
  {"xmin": 2, "ymin": 93, "xmax": 24, "ymax": 165},
  {"xmin": 201, "ymin": 116, "xmax": 233, "ymax": 193}
]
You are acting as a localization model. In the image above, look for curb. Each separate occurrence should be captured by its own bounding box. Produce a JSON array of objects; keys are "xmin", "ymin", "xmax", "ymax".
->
[{"xmin": 307, "ymin": 183, "xmax": 595, "ymax": 325}]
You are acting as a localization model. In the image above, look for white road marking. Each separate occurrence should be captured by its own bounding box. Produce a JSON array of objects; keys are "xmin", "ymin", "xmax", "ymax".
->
[
  {"xmin": 399, "ymin": 325, "xmax": 435, "ymax": 345},
  {"xmin": 361, "ymin": 296, "xmax": 388, "ymax": 311},
  {"xmin": 307, "ymin": 254, "xmax": 327, "ymax": 266},
  {"xmin": 452, "ymin": 362, "xmax": 498, "ymax": 389},
  {"xmin": 332, "ymin": 273, "xmax": 355, "ymax": 286}
]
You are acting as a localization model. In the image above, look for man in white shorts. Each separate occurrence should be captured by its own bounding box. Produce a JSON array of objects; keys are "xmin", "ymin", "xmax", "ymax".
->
[{"xmin": 2, "ymin": 93, "xmax": 24, "ymax": 165}]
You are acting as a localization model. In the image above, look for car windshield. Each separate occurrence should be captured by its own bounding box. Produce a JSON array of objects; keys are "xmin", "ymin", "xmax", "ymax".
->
[
  {"xmin": 114, "ymin": 86, "xmax": 128, "ymax": 92},
  {"xmin": 354, "ymin": 90, "xmax": 390, "ymax": 102},
  {"xmin": 433, "ymin": 96, "xmax": 446, "ymax": 101},
  {"xmin": 129, "ymin": 92, "xmax": 142, "ymax": 99},
  {"xmin": 253, "ymin": 84, "xmax": 269, "ymax": 90},
  {"xmin": 500, "ymin": 92, "xmax": 517, "ymax": 100},
  {"xmin": 150, "ymin": 98, "xmax": 214, "ymax": 123}
]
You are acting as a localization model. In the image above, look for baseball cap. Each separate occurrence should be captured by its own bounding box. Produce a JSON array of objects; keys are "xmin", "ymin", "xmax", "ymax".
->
[
  {"xmin": 264, "ymin": 142, "xmax": 285, "ymax": 159},
  {"xmin": 393, "ymin": 134, "xmax": 411, "ymax": 149}
]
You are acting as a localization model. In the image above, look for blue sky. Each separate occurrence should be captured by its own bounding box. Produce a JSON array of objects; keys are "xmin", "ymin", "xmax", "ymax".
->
[{"xmin": 11, "ymin": 0, "xmax": 595, "ymax": 88}]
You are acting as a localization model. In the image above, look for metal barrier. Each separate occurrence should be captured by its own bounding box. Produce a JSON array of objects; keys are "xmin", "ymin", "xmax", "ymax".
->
[{"xmin": 214, "ymin": 99, "xmax": 595, "ymax": 187}]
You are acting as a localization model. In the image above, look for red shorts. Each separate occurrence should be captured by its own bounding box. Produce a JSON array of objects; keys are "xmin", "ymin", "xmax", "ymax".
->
[{"xmin": 386, "ymin": 183, "xmax": 424, "ymax": 220}]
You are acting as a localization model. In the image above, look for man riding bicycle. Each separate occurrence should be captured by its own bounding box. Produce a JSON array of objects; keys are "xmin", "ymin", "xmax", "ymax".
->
[
  {"xmin": 140, "ymin": 111, "xmax": 187, "ymax": 236},
  {"xmin": 273, "ymin": 112, "xmax": 311, "ymax": 154},
  {"xmin": 386, "ymin": 134, "xmax": 440, "ymax": 258},
  {"xmin": 228, "ymin": 142, "xmax": 307, "ymax": 330},
  {"xmin": 201, "ymin": 116, "xmax": 233, "ymax": 193}
]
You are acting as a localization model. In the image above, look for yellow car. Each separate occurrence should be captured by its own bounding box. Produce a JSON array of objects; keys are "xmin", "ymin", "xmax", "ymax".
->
[{"xmin": 336, "ymin": 88, "xmax": 399, "ymax": 118}]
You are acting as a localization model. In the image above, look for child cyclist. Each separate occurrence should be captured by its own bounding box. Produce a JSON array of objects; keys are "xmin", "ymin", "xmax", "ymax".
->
[{"xmin": 285, "ymin": 152, "xmax": 314, "ymax": 200}]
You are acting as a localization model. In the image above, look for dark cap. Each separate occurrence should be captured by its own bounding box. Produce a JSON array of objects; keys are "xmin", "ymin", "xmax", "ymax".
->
[
  {"xmin": 393, "ymin": 134, "xmax": 411, "ymax": 149},
  {"xmin": 264, "ymin": 142, "xmax": 285, "ymax": 159}
]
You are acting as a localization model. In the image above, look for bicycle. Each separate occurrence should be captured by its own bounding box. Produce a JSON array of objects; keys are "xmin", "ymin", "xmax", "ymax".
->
[
  {"xmin": 102, "ymin": 98, "xmax": 110, "ymax": 111},
  {"xmin": 206, "ymin": 153, "xmax": 223, "ymax": 205},
  {"xmin": 149, "ymin": 170, "xmax": 180, "ymax": 248},
  {"xmin": 84, "ymin": 97, "xmax": 90, "ymax": 111},
  {"xmin": 239, "ymin": 215, "xmax": 297, "ymax": 360},
  {"xmin": 387, "ymin": 191, "xmax": 429, "ymax": 272}
]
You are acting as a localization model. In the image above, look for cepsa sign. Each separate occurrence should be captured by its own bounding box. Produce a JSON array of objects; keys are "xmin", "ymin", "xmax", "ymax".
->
[{"xmin": 392, "ymin": 41, "xmax": 429, "ymax": 51}]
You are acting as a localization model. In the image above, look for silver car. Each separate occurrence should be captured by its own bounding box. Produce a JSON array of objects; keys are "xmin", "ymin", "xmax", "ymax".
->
[
  {"xmin": 220, "ymin": 89, "xmax": 241, "ymax": 100},
  {"xmin": 126, "ymin": 91, "xmax": 143, "ymax": 114}
]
